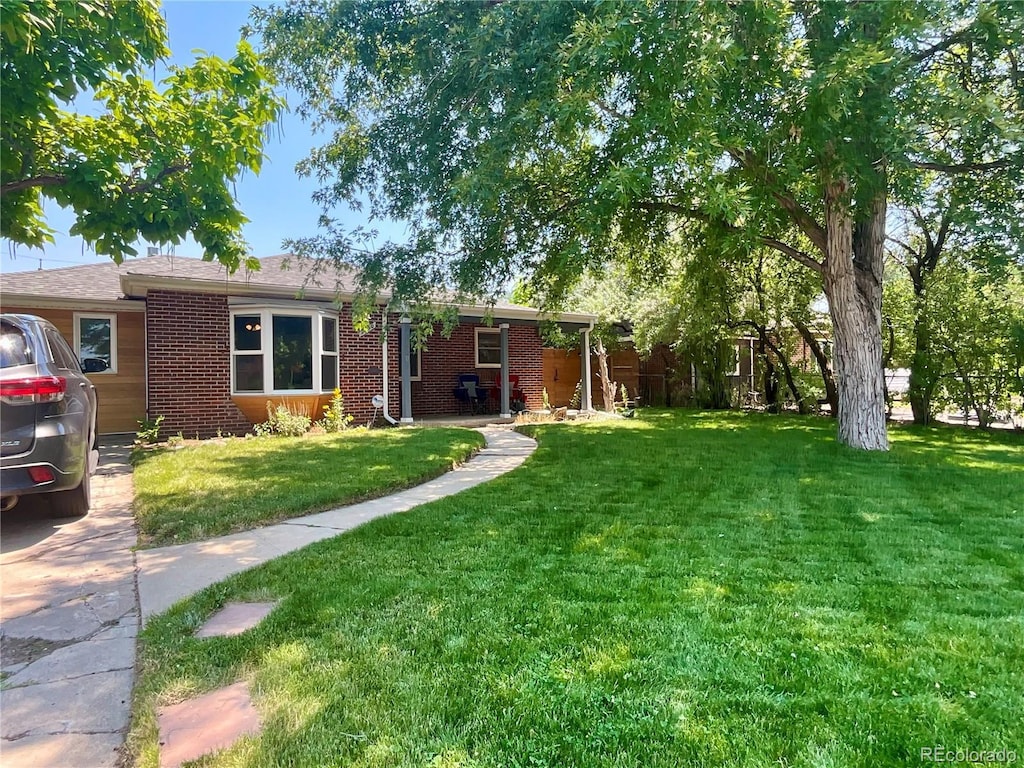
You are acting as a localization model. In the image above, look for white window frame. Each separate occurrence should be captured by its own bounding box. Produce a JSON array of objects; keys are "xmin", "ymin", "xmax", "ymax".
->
[
  {"xmin": 73, "ymin": 312, "xmax": 117, "ymax": 374},
  {"xmin": 475, "ymin": 328, "xmax": 501, "ymax": 368},
  {"xmin": 229, "ymin": 307, "xmax": 340, "ymax": 395},
  {"xmin": 320, "ymin": 315, "xmax": 340, "ymax": 391}
]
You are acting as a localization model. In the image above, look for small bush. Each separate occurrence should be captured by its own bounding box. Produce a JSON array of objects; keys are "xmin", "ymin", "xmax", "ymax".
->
[
  {"xmin": 318, "ymin": 388, "xmax": 354, "ymax": 433},
  {"xmin": 569, "ymin": 380, "xmax": 582, "ymax": 409},
  {"xmin": 136, "ymin": 414, "xmax": 164, "ymax": 445},
  {"xmin": 255, "ymin": 402, "xmax": 312, "ymax": 437}
]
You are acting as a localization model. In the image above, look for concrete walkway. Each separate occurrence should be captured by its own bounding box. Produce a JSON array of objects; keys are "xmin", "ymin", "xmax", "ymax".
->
[
  {"xmin": 1, "ymin": 440, "xmax": 138, "ymax": 768},
  {"xmin": 137, "ymin": 426, "xmax": 536, "ymax": 621}
]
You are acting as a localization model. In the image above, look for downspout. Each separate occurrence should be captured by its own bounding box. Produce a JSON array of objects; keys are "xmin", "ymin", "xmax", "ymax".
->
[
  {"xmin": 144, "ymin": 298, "xmax": 150, "ymax": 421},
  {"xmin": 581, "ymin": 320, "xmax": 595, "ymax": 412},
  {"xmin": 380, "ymin": 307, "xmax": 398, "ymax": 424}
]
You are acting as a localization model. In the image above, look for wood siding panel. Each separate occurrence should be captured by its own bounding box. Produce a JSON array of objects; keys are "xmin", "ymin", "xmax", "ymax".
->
[
  {"xmin": 542, "ymin": 348, "xmax": 582, "ymax": 407},
  {"xmin": 231, "ymin": 395, "xmax": 332, "ymax": 426},
  {"xmin": 1, "ymin": 305, "xmax": 146, "ymax": 434}
]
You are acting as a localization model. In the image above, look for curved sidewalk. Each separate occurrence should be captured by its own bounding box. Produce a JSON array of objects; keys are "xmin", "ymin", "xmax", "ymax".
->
[{"xmin": 136, "ymin": 426, "xmax": 536, "ymax": 621}]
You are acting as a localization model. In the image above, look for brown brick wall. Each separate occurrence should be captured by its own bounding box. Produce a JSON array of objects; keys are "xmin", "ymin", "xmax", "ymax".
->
[
  {"xmin": 339, "ymin": 305, "xmax": 390, "ymax": 424},
  {"xmin": 146, "ymin": 293, "xmax": 545, "ymax": 432},
  {"xmin": 147, "ymin": 295, "xmax": 395, "ymax": 433},
  {"xmin": 146, "ymin": 291, "xmax": 252, "ymax": 437},
  {"xmin": 408, "ymin": 323, "xmax": 543, "ymax": 416}
]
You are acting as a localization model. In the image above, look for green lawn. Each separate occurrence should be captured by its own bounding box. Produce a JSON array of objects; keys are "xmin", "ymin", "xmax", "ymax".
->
[
  {"xmin": 132, "ymin": 427, "xmax": 485, "ymax": 546},
  {"xmin": 131, "ymin": 412, "xmax": 1024, "ymax": 767}
]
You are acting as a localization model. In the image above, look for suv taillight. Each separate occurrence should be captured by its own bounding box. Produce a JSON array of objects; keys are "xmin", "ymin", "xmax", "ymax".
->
[{"xmin": 0, "ymin": 376, "xmax": 67, "ymax": 404}]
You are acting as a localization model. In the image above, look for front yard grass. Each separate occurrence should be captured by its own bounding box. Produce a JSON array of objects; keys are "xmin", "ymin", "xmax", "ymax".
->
[
  {"xmin": 131, "ymin": 412, "xmax": 1023, "ymax": 767},
  {"xmin": 132, "ymin": 427, "xmax": 485, "ymax": 546}
]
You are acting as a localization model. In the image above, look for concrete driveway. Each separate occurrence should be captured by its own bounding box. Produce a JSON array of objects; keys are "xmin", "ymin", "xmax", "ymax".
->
[{"xmin": 1, "ymin": 439, "xmax": 138, "ymax": 768}]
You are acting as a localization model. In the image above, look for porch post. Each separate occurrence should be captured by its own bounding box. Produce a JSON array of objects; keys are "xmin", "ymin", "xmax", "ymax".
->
[
  {"xmin": 581, "ymin": 328, "xmax": 593, "ymax": 412},
  {"xmin": 499, "ymin": 323, "xmax": 511, "ymax": 418},
  {"xmin": 399, "ymin": 315, "xmax": 413, "ymax": 423}
]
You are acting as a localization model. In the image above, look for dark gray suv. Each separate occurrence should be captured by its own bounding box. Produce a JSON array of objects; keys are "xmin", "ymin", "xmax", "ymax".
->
[{"xmin": 1, "ymin": 314, "xmax": 101, "ymax": 517}]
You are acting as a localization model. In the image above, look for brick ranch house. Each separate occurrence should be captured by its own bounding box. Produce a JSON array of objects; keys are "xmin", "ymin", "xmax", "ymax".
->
[{"xmin": 1, "ymin": 254, "xmax": 597, "ymax": 436}]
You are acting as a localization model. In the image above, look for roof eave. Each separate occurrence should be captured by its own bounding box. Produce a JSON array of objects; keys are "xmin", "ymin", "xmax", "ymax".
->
[
  {"xmin": 119, "ymin": 273, "xmax": 361, "ymax": 303},
  {"xmin": 117, "ymin": 274, "xmax": 597, "ymax": 326},
  {"xmin": 0, "ymin": 292, "xmax": 146, "ymax": 313},
  {"xmin": 454, "ymin": 303, "xmax": 596, "ymax": 327}
]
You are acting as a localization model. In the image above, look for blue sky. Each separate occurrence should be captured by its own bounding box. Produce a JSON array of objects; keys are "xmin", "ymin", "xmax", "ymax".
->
[{"xmin": 3, "ymin": 1, "xmax": 386, "ymax": 274}]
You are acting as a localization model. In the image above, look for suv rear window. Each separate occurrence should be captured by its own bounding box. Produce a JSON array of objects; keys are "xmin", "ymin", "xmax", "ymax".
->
[
  {"xmin": 0, "ymin": 320, "xmax": 32, "ymax": 368},
  {"xmin": 45, "ymin": 328, "xmax": 81, "ymax": 372}
]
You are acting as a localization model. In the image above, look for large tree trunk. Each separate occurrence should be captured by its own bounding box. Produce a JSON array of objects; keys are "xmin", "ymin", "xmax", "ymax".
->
[{"xmin": 821, "ymin": 183, "xmax": 889, "ymax": 450}]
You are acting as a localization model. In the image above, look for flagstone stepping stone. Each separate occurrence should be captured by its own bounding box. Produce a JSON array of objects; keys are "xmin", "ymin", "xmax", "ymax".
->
[
  {"xmin": 194, "ymin": 601, "xmax": 277, "ymax": 638},
  {"xmin": 157, "ymin": 681, "xmax": 261, "ymax": 768}
]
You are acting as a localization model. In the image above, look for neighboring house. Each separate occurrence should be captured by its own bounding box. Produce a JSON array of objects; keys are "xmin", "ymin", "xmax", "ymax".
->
[{"xmin": 1, "ymin": 254, "xmax": 596, "ymax": 436}]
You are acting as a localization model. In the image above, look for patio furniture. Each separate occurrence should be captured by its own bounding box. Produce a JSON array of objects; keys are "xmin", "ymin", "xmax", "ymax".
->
[
  {"xmin": 493, "ymin": 374, "xmax": 526, "ymax": 413},
  {"xmin": 453, "ymin": 374, "xmax": 487, "ymax": 414}
]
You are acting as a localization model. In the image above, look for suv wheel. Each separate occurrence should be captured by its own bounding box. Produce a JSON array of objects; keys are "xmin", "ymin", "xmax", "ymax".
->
[{"xmin": 49, "ymin": 470, "xmax": 91, "ymax": 518}]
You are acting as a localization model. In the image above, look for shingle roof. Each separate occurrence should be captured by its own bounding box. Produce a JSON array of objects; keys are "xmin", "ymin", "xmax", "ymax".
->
[
  {"xmin": 1, "ymin": 253, "xmax": 360, "ymax": 302},
  {"xmin": 0, "ymin": 253, "xmax": 594, "ymax": 324},
  {"xmin": 2, "ymin": 258, "xmax": 140, "ymax": 302}
]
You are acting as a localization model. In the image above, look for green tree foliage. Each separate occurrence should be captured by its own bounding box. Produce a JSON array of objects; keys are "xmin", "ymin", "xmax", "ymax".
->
[
  {"xmin": 254, "ymin": 1, "xmax": 1023, "ymax": 449},
  {"xmin": 1, "ymin": 0, "xmax": 284, "ymax": 270},
  {"xmin": 887, "ymin": 166, "xmax": 1024, "ymax": 423},
  {"xmin": 886, "ymin": 255, "xmax": 1024, "ymax": 427},
  {"xmin": 560, "ymin": 243, "xmax": 835, "ymax": 414}
]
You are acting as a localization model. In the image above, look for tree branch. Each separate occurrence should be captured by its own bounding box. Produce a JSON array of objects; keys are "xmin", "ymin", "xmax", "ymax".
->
[
  {"xmin": 726, "ymin": 148, "xmax": 828, "ymax": 253},
  {"xmin": 909, "ymin": 28, "xmax": 973, "ymax": 63},
  {"xmin": 120, "ymin": 163, "xmax": 188, "ymax": 195},
  {"xmin": 886, "ymin": 235, "xmax": 918, "ymax": 259},
  {"xmin": 0, "ymin": 175, "xmax": 67, "ymax": 196},
  {"xmin": 634, "ymin": 199, "xmax": 823, "ymax": 273},
  {"xmin": 592, "ymin": 98, "xmax": 629, "ymax": 122},
  {"xmin": 911, "ymin": 158, "xmax": 1015, "ymax": 173},
  {"xmin": 760, "ymin": 236, "xmax": 823, "ymax": 273},
  {"xmin": 2, "ymin": 161, "xmax": 188, "ymax": 198}
]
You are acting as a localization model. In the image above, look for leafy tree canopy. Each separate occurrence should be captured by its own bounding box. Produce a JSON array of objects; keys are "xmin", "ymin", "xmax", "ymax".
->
[
  {"xmin": 1, "ymin": 0, "xmax": 285, "ymax": 270},
  {"xmin": 254, "ymin": 0, "xmax": 1023, "ymax": 448},
  {"xmin": 255, "ymin": 0, "xmax": 1021, "ymax": 295}
]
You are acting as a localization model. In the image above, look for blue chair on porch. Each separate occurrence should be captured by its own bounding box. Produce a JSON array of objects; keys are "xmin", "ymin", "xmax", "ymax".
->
[{"xmin": 453, "ymin": 373, "xmax": 485, "ymax": 414}]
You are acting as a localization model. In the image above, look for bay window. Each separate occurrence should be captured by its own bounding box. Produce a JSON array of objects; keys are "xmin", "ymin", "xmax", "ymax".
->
[{"xmin": 230, "ymin": 308, "xmax": 339, "ymax": 394}]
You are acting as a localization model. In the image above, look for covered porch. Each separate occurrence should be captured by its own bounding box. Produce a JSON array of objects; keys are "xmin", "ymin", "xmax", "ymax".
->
[{"xmin": 391, "ymin": 306, "xmax": 596, "ymax": 424}]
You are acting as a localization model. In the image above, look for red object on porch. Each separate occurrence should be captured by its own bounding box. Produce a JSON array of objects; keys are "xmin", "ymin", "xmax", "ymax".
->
[{"xmin": 492, "ymin": 374, "xmax": 525, "ymax": 409}]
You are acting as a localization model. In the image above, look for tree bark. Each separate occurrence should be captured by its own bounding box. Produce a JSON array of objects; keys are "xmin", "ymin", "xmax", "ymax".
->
[
  {"xmin": 908, "ymin": 314, "xmax": 937, "ymax": 424},
  {"xmin": 760, "ymin": 332, "xmax": 781, "ymax": 413},
  {"xmin": 820, "ymin": 182, "xmax": 889, "ymax": 450},
  {"xmin": 594, "ymin": 337, "xmax": 617, "ymax": 412}
]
